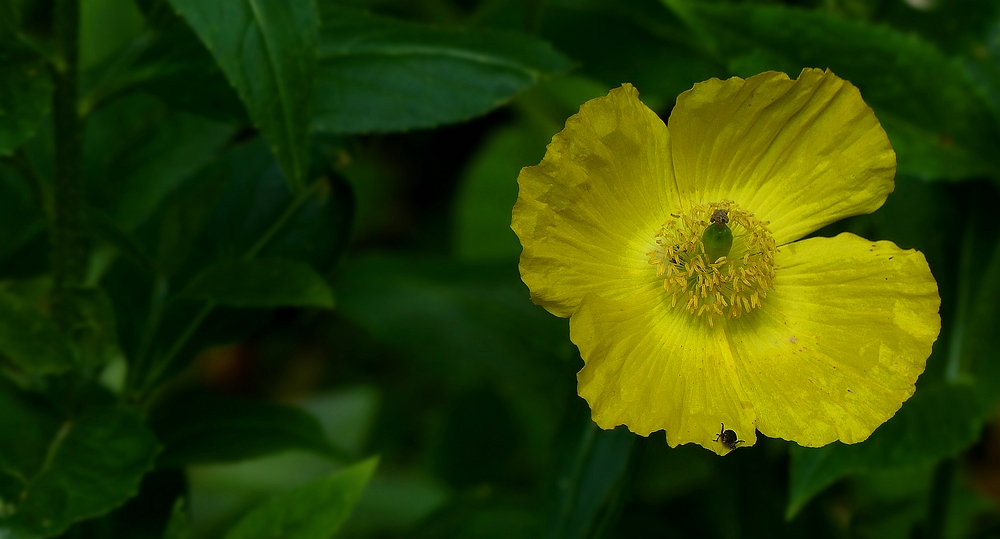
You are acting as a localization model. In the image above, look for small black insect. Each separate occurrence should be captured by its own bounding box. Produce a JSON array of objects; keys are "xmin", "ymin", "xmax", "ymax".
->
[
  {"xmin": 715, "ymin": 423, "xmax": 744, "ymax": 450},
  {"xmin": 710, "ymin": 209, "xmax": 730, "ymax": 227}
]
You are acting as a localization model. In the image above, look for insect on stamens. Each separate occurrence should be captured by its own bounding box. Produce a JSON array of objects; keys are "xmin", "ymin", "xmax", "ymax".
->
[{"xmin": 710, "ymin": 209, "xmax": 730, "ymax": 226}]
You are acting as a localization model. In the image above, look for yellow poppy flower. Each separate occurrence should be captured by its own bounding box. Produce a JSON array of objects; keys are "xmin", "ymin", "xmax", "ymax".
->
[{"xmin": 511, "ymin": 68, "xmax": 941, "ymax": 455}]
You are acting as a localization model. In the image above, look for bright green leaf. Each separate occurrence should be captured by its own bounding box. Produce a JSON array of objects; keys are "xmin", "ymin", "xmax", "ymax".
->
[
  {"xmin": 167, "ymin": 0, "xmax": 319, "ymax": 191},
  {"xmin": 0, "ymin": 49, "xmax": 52, "ymax": 157},
  {"xmin": 684, "ymin": 2, "xmax": 1000, "ymax": 181},
  {"xmin": 182, "ymin": 258, "xmax": 334, "ymax": 308},
  {"xmin": 222, "ymin": 457, "xmax": 378, "ymax": 539},
  {"xmin": 151, "ymin": 391, "xmax": 349, "ymax": 467},
  {"xmin": 314, "ymin": 6, "xmax": 571, "ymax": 134},
  {"xmin": 786, "ymin": 384, "xmax": 984, "ymax": 518},
  {"xmin": 0, "ymin": 406, "xmax": 161, "ymax": 538}
]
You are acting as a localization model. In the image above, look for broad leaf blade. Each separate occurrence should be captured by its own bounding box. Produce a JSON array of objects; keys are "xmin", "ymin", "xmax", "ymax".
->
[
  {"xmin": 167, "ymin": 0, "xmax": 319, "ymax": 191},
  {"xmin": 687, "ymin": 3, "xmax": 1000, "ymax": 181},
  {"xmin": 182, "ymin": 258, "xmax": 334, "ymax": 308},
  {"xmin": 222, "ymin": 457, "xmax": 378, "ymax": 539},
  {"xmin": 151, "ymin": 392, "xmax": 348, "ymax": 467},
  {"xmin": 315, "ymin": 6, "xmax": 571, "ymax": 133},
  {"xmin": 0, "ymin": 406, "xmax": 161, "ymax": 538}
]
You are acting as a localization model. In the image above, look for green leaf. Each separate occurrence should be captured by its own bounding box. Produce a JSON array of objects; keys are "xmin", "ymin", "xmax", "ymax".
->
[
  {"xmin": 82, "ymin": 93, "xmax": 236, "ymax": 230},
  {"xmin": 786, "ymin": 384, "xmax": 984, "ymax": 518},
  {"xmin": 182, "ymin": 258, "xmax": 334, "ymax": 309},
  {"xmin": 0, "ymin": 48, "xmax": 52, "ymax": 156},
  {"xmin": 123, "ymin": 17, "xmax": 249, "ymax": 123},
  {"xmin": 0, "ymin": 288, "xmax": 75, "ymax": 374},
  {"xmin": 86, "ymin": 207, "xmax": 157, "ymax": 273},
  {"xmin": 0, "ymin": 162, "xmax": 45, "ymax": 261},
  {"xmin": 0, "ymin": 406, "xmax": 161, "ymax": 538},
  {"xmin": 336, "ymin": 255, "xmax": 573, "ymax": 467},
  {"xmin": 314, "ymin": 6, "xmax": 571, "ymax": 134},
  {"xmin": 540, "ymin": 2, "xmax": 721, "ymax": 108},
  {"xmin": 64, "ymin": 287, "xmax": 123, "ymax": 368},
  {"xmin": 78, "ymin": 0, "xmax": 145, "ymax": 70},
  {"xmin": 685, "ymin": 3, "xmax": 1000, "ymax": 181},
  {"xmin": 164, "ymin": 497, "xmax": 193, "ymax": 539},
  {"xmin": 222, "ymin": 457, "xmax": 378, "ymax": 539},
  {"xmin": 0, "ymin": 378, "xmax": 61, "ymax": 493},
  {"xmin": 548, "ymin": 423, "xmax": 634, "ymax": 539},
  {"xmin": 453, "ymin": 120, "xmax": 550, "ymax": 262},
  {"xmin": 167, "ymin": 0, "xmax": 319, "ymax": 191},
  {"xmin": 151, "ymin": 391, "xmax": 348, "ymax": 467}
]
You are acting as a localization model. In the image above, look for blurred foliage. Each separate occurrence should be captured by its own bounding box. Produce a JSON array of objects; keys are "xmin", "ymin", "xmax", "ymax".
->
[{"xmin": 1, "ymin": 0, "xmax": 1000, "ymax": 537}]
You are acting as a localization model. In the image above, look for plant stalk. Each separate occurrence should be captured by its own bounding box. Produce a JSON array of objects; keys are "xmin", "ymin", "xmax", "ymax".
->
[{"xmin": 50, "ymin": 0, "xmax": 86, "ymax": 330}]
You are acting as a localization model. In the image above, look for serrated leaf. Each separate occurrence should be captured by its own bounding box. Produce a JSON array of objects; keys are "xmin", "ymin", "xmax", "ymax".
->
[
  {"xmin": 0, "ymin": 406, "xmax": 161, "ymax": 538},
  {"xmin": 182, "ymin": 258, "xmax": 334, "ymax": 309},
  {"xmin": 314, "ymin": 6, "xmax": 571, "ymax": 134},
  {"xmin": 167, "ymin": 0, "xmax": 318, "ymax": 191},
  {"xmin": 786, "ymin": 384, "xmax": 984, "ymax": 518},
  {"xmin": 151, "ymin": 392, "xmax": 348, "ymax": 467},
  {"xmin": 222, "ymin": 457, "xmax": 378, "ymax": 539},
  {"xmin": 0, "ymin": 48, "xmax": 52, "ymax": 156},
  {"xmin": 684, "ymin": 2, "xmax": 1000, "ymax": 181}
]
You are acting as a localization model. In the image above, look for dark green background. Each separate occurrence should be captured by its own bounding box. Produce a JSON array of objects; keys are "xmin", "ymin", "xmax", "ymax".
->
[{"xmin": 2, "ymin": 0, "xmax": 1000, "ymax": 537}]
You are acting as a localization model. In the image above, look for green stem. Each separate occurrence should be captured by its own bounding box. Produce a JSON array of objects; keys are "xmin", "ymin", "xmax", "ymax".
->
[
  {"xmin": 243, "ymin": 180, "xmax": 323, "ymax": 260},
  {"xmin": 139, "ymin": 302, "xmax": 215, "ymax": 396},
  {"xmin": 946, "ymin": 219, "xmax": 976, "ymax": 383},
  {"xmin": 50, "ymin": 0, "xmax": 86, "ymax": 330},
  {"xmin": 923, "ymin": 458, "xmax": 956, "ymax": 539},
  {"xmin": 124, "ymin": 275, "xmax": 169, "ymax": 400}
]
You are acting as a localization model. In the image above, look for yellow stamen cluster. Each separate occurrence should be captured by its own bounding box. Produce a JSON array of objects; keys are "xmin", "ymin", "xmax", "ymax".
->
[{"xmin": 647, "ymin": 201, "xmax": 776, "ymax": 326}]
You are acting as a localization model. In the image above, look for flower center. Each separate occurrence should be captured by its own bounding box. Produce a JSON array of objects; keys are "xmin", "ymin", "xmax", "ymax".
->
[{"xmin": 647, "ymin": 201, "xmax": 776, "ymax": 326}]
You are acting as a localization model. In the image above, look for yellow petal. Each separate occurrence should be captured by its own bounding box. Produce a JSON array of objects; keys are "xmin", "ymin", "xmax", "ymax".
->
[
  {"xmin": 668, "ymin": 68, "xmax": 895, "ymax": 245},
  {"xmin": 572, "ymin": 291, "xmax": 757, "ymax": 455},
  {"xmin": 727, "ymin": 233, "xmax": 940, "ymax": 446},
  {"xmin": 512, "ymin": 84, "xmax": 678, "ymax": 317}
]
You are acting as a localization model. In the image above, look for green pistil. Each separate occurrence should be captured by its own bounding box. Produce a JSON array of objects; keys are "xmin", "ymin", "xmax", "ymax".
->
[{"xmin": 702, "ymin": 221, "xmax": 733, "ymax": 262}]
